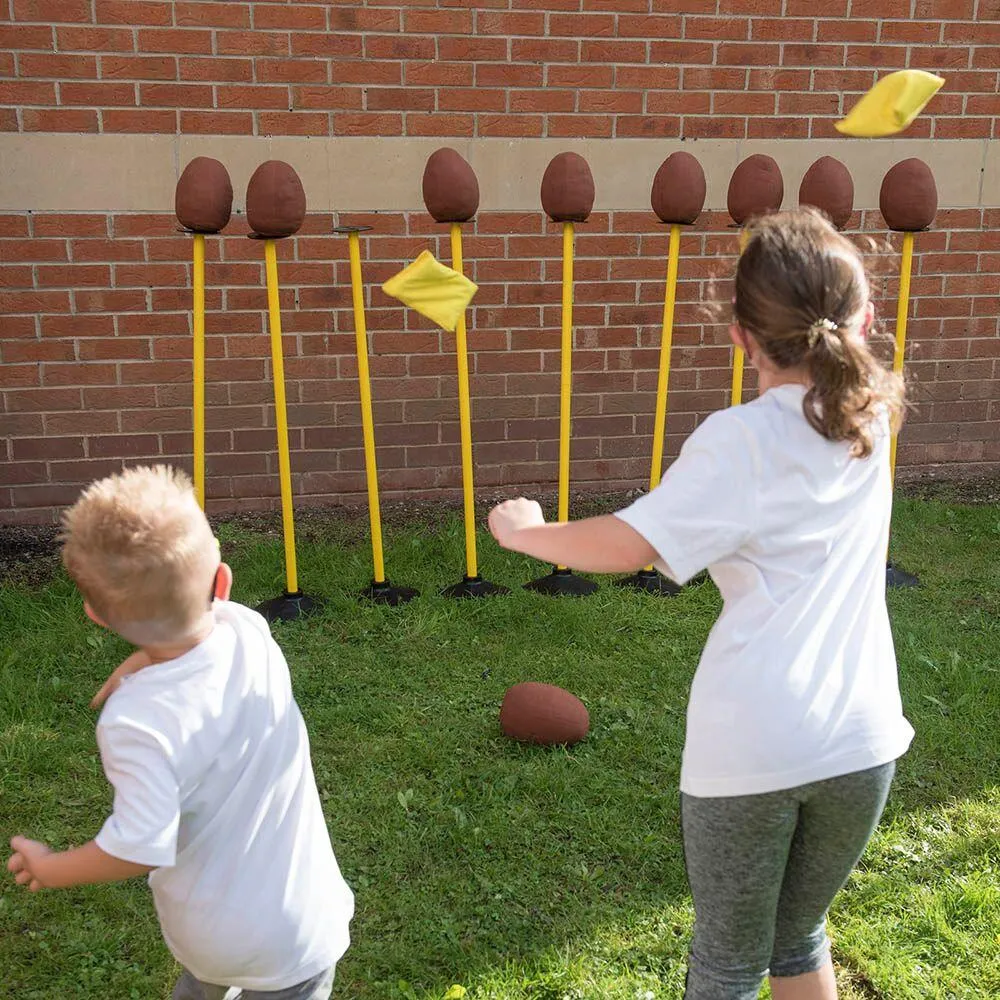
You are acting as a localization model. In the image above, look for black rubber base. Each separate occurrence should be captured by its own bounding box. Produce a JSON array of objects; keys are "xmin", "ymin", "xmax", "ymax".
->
[
  {"xmin": 886, "ymin": 561, "xmax": 920, "ymax": 589},
  {"xmin": 362, "ymin": 579, "xmax": 420, "ymax": 606},
  {"xmin": 525, "ymin": 568, "xmax": 599, "ymax": 597},
  {"xmin": 256, "ymin": 591, "xmax": 323, "ymax": 622},
  {"xmin": 616, "ymin": 568, "xmax": 681, "ymax": 596},
  {"xmin": 442, "ymin": 575, "xmax": 510, "ymax": 599}
]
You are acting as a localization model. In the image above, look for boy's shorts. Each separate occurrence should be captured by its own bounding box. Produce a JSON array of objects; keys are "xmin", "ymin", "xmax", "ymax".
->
[{"xmin": 172, "ymin": 966, "xmax": 335, "ymax": 1000}]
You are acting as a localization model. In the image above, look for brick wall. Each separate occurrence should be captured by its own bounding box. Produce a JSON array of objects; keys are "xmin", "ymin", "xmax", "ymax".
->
[{"xmin": 1, "ymin": 1, "xmax": 999, "ymax": 523}]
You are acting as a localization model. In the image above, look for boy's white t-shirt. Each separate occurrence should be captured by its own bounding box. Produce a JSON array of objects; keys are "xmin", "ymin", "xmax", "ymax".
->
[
  {"xmin": 616, "ymin": 384, "xmax": 914, "ymax": 798},
  {"xmin": 94, "ymin": 601, "xmax": 354, "ymax": 991}
]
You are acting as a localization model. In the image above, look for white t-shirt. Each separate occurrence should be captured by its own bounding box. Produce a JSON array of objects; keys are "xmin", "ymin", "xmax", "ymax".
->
[
  {"xmin": 95, "ymin": 601, "xmax": 354, "ymax": 991},
  {"xmin": 616, "ymin": 384, "xmax": 914, "ymax": 798}
]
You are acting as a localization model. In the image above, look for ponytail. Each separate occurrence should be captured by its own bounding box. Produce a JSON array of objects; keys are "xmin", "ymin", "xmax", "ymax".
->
[{"xmin": 734, "ymin": 208, "xmax": 905, "ymax": 458}]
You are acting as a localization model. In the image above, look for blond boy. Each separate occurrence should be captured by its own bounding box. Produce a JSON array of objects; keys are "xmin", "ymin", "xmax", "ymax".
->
[{"xmin": 7, "ymin": 466, "xmax": 354, "ymax": 1000}]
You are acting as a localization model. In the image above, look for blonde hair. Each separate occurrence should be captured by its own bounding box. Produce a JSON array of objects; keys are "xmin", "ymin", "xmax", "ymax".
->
[
  {"xmin": 735, "ymin": 207, "xmax": 905, "ymax": 458},
  {"xmin": 61, "ymin": 465, "xmax": 218, "ymax": 645}
]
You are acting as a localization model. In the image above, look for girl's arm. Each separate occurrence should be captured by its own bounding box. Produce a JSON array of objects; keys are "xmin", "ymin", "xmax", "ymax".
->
[{"xmin": 488, "ymin": 499, "xmax": 658, "ymax": 575}]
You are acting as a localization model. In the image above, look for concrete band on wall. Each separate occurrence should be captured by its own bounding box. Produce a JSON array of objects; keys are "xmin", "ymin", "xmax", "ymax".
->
[{"xmin": 2, "ymin": 134, "xmax": 998, "ymax": 213}]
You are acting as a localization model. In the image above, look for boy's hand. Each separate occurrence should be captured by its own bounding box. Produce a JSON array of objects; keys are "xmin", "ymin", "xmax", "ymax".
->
[
  {"xmin": 8, "ymin": 837, "xmax": 52, "ymax": 892},
  {"xmin": 488, "ymin": 498, "xmax": 545, "ymax": 549},
  {"xmin": 91, "ymin": 649, "xmax": 152, "ymax": 710}
]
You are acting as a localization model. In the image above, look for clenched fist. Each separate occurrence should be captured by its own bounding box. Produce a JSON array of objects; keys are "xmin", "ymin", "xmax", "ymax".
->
[{"xmin": 488, "ymin": 498, "xmax": 545, "ymax": 549}]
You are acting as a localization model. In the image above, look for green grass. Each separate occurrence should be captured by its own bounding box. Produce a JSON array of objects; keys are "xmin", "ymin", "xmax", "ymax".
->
[{"xmin": 1, "ymin": 496, "xmax": 998, "ymax": 999}]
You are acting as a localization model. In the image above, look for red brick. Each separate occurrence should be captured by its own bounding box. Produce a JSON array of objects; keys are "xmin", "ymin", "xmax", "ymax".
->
[
  {"xmin": 100, "ymin": 55, "xmax": 178, "ymax": 80},
  {"xmin": 583, "ymin": 39, "xmax": 652, "ymax": 63},
  {"xmin": 140, "ymin": 82, "xmax": 214, "ymax": 107},
  {"xmin": 404, "ymin": 9, "xmax": 473, "ymax": 33},
  {"xmin": 0, "ymin": 80, "xmax": 56, "ymax": 104},
  {"xmin": 509, "ymin": 89, "xmax": 575, "ymax": 113},
  {"xmin": 256, "ymin": 58, "xmax": 327, "ymax": 84},
  {"xmin": 180, "ymin": 111, "xmax": 254, "ymax": 134},
  {"xmin": 405, "ymin": 61, "xmax": 474, "ymax": 87},
  {"xmin": 913, "ymin": 0, "xmax": 975, "ymax": 14},
  {"xmin": 254, "ymin": 4, "xmax": 326, "ymax": 30},
  {"xmin": 36, "ymin": 264, "xmax": 112, "ymax": 287},
  {"xmin": 19, "ymin": 53, "xmax": 97, "ymax": 78},
  {"xmin": 405, "ymin": 112, "xmax": 474, "ymax": 137},
  {"xmin": 438, "ymin": 36, "xmax": 508, "ymax": 61},
  {"xmin": 180, "ymin": 57, "xmax": 254, "ymax": 82},
  {"xmin": 0, "ymin": 265, "xmax": 33, "ymax": 287},
  {"xmin": 714, "ymin": 91, "xmax": 776, "ymax": 114},
  {"xmin": 258, "ymin": 111, "xmax": 329, "ymax": 135},
  {"xmin": 477, "ymin": 63, "xmax": 544, "ymax": 87},
  {"xmin": 96, "ymin": 0, "xmax": 171, "ymax": 24},
  {"xmin": 14, "ymin": 0, "xmax": 91, "ymax": 21},
  {"xmin": 61, "ymin": 81, "xmax": 137, "ymax": 106},
  {"xmin": 291, "ymin": 32, "xmax": 363, "ymax": 58},
  {"xmin": 438, "ymin": 88, "xmax": 506, "ymax": 112},
  {"xmin": 138, "ymin": 29, "xmax": 213, "ymax": 55},
  {"xmin": 781, "ymin": 44, "xmax": 847, "ymax": 67},
  {"xmin": 367, "ymin": 88, "xmax": 435, "ymax": 111},
  {"xmin": 55, "ymin": 25, "xmax": 133, "ymax": 51},
  {"xmin": 478, "ymin": 115, "xmax": 544, "ymax": 137},
  {"xmin": 328, "ymin": 7, "xmax": 401, "ymax": 32},
  {"xmin": 511, "ymin": 38, "xmax": 580, "ymax": 63},
  {"xmin": 222, "ymin": 84, "xmax": 292, "ymax": 110},
  {"xmin": 23, "ymin": 107, "xmax": 100, "ymax": 132},
  {"xmin": 476, "ymin": 11, "xmax": 546, "ymax": 34},
  {"xmin": 102, "ymin": 109, "xmax": 177, "ymax": 132}
]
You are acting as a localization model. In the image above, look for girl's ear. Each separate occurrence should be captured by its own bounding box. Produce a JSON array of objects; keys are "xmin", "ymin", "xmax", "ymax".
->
[
  {"xmin": 84, "ymin": 602, "xmax": 107, "ymax": 628},
  {"xmin": 861, "ymin": 301, "xmax": 875, "ymax": 340},
  {"xmin": 214, "ymin": 562, "xmax": 233, "ymax": 602},
  {"xmin": 729, "ymin": 323, "xmax": 753, "ymax": 358}
]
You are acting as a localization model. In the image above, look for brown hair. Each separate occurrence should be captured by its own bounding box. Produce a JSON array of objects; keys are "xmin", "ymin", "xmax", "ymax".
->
[{"xmin": 734, "ymin": 207, "xmax": 904, "ymax": 458}]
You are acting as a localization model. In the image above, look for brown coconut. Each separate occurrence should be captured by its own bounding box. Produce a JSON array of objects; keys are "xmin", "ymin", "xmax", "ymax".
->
[
  {"xmin": 728, "ymin": 154, "xmax": 784, "ymax": 225},
  {"xmin": 651, "ymin": 151, "xmax": 706, "ymax": 225},
  {"xmin": 879, "ymin": 158, "xmax": 937, "ymax": 232},
  {"xmin": 245, "ymin": 160, "xmax": 306, "ymax": 239},
  {"xmin": 175, "ymin": 157, "xmax": 233, "ymax": 234},
  {"xmin": 540, "ymin": 152, "xmax": 595, "ymax": 223},
  {"xmin": 798, "ymin": 156, "xmax": 854, "ymax": 230},
  {"xmin": 422, "ymin": 148, "xmax": 479, "ymax": 223}
]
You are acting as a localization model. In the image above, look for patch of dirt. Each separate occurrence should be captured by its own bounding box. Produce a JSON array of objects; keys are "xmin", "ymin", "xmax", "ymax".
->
[{"xmin": 2, "ymin": 478, "xmax": 996, "ymax": 586}]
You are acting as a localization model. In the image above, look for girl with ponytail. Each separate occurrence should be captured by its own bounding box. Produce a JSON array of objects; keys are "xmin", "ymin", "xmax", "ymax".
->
[{"xmin": 488, "ymin": 207, "xmax": 912, "ymax": 1000}]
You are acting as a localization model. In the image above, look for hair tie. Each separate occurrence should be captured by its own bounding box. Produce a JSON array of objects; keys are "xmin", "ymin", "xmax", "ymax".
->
[{"xmin": 807, "ymin": 317, "xmax": 838, "ymax": 349}]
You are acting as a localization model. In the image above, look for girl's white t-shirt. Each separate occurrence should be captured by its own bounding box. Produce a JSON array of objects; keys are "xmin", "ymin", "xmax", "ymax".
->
[
  {"xmin": 616, "ymin": 384, "xmax": 914, "ymax": 798},
  {"xmin": 94, "ymin": 601, "xmax": 354, "ymax": 991}
]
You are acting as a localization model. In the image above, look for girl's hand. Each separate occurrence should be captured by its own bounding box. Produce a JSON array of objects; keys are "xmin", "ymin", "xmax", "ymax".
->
[
  {"xmin": 488, "ymin": 498, "xmax": 545, "ymax": 550},
  {"xmin": 8, "ymin": 837, "xmax": 52, "ymax": 892},
  {"xmin": 91, "ymin": 649, "xmax": 152, "ymax": 710}
]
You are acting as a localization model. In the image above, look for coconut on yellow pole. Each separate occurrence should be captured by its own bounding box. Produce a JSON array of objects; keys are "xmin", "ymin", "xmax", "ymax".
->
[
  {"xmin": 416, "ymin": 147, "xmax": 508, "ymax": 598},
  {"xmin": 246, "ymin": 159, "xmax": 322, "ymax": 621},
  {"xmin": 174, "ymin": 156, "xmax": 233, "ymax": 510},
  {"xmin": 191, "ymin": 233, "xmax": 206, "ymax": 509},
  {"xmin": 526, "ymin": 152, "xmax": 599, "ymax": 597}
]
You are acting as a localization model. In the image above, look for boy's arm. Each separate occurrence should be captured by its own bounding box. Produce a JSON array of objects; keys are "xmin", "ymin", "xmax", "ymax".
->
[
  {"xmin": 488, "ymin": 499, "xmax": 657, "ymax": 574},
  {"xmin": 8, "ymin": 836, "xmax": 153, "ymax": 892}
]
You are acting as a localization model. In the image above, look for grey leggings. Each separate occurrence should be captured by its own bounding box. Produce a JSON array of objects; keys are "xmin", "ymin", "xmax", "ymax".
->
[
  {"xmin": 172, "ymin": 966, "xmax": 334, "ymax": 1000},
  {"xmin": 681, "ymin": 761, "xmax": 895, "ymax": 1000}
]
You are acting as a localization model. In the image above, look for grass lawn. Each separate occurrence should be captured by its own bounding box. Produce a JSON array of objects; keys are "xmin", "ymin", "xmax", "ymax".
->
[{"xmin": 1, "ymin": 495, "xmax": 998, "ymax": 1000}]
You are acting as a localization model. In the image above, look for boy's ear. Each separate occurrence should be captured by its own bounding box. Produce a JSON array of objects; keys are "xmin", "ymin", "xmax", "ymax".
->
[
  {"xmin": 84, "ymin": 602, "xmax": 108, "ymax": 628},
  {"xmin": 214, "ymin": 562, "xmax": 233, "ymax": 602}
]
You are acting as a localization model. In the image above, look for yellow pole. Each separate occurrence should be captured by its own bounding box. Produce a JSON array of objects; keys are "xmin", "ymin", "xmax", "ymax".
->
[
  {"xmin": 558, "ymin": 222, "xmax": 574, "ymax": 527},
  {"xmin": 347, "ymin": 231, "xmax": 386, "ymax": 584},
  {"xmin": 730, "ymin": 228, "xmax": 750, "ymax": 407},
  {"xmin": 450, "ymin": 222, "xmax": 478, "ymax": 579},
  {"xmin": 640, "ymin": 222, "xmax": 682, "ymax": 574},
  {"xmin": 264, "ymin": 239, "xmax": 299, "ymax": 595},
  {"xmin": 192, "ymin": 233, "xmax": 206, "ymax": 509},
  {"xmin": 889, "ymin": 231, "xmax": 914, "ymax": 482}
]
